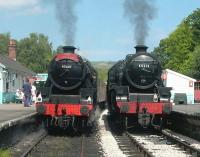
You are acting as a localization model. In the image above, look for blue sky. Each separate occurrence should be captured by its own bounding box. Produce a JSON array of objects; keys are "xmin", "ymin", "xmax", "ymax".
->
[{"xmin": 0, "ymin": 0, "xmax": 199, "ymax": 61}]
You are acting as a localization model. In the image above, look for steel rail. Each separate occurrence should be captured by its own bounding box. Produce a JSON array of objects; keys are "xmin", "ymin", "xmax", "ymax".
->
[
  {"xmin": 20, "ymin": 132, "xmax": 48, "ymax": 157},
  {"xmin": 80, "ymin": 135, "xmax": 85, "ymax": 157},
  {"xmin": 162, "ymin": 129, "xmax": 200, "ymax": 157},
  {"xmin": 125, "ymin": 129, "xmax": 200, "ymax": 157}
]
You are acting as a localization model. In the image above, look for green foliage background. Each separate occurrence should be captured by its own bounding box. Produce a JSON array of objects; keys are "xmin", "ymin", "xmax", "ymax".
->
[
  {"xmin": 17, "ymin": 33, "xmax": 53, "ymax": 73},
  {"xmin": 0, "ymin": 32, "xmax": 53, "ymax": 73},
  {"xmin": 0, "ymin": 149, "xmax": 11, "ymax": 157},
  {"xmin": 153, "ymin": 8, "xmax": 200, "ymax": 79},
  {"xmin": 0, "ymin": 33, "xmax": 10, "ymax": 55},
  {"xmin": 92, "ymin": 62, "xmax": 115, "ymax": 82}
]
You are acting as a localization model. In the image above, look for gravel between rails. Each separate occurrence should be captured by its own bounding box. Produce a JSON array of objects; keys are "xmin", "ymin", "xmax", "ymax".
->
[
  {"xmin": 25, "ymin": 132, "xmax": 104, "ymax": 157},
  {"xmin": 98, "ymin": 109, "xmax": 126, "ymax": 157},
  {"xmin": 29, "ymin": 135, "xmax": 78, "ymax": 157},
  {"xmin": 130, "ymin": 133, "xmax": 192, "ymax": 157},
  {"xmin": 11, "ymin": 125, "xmax": 104, "ymax": 157}
]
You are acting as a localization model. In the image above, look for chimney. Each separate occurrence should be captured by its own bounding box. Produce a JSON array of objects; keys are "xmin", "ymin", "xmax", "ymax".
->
[
  {"xmin": 8, "ymin": 39, "xmax": 17, "ymax": 61},
  {"xmin": 135, "ymin": 45, "xmax": 148, "ymax": 53},
  {"xmin": 63, "ymin": 46, "xmax": 76, "ymax": 53}
]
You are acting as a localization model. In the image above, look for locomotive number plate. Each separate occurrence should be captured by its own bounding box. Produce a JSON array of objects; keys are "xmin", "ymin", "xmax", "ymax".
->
[
  {"xmin": 138, "ymin": 64, "xmax": 150, "ymax": 68},
  {"xmin": 62, "ymin": 65, "xmax": 72, "ymax": 69}
]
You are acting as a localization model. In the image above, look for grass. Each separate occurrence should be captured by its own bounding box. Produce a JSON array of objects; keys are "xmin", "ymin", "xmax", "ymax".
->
[{"xmin": 0, "ymin": 149, "xmax": 11, "ymax": 157}]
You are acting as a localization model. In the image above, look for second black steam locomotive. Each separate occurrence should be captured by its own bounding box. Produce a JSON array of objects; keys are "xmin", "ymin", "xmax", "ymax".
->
[
  {"xmin": 107, "ymin": 45, "xmax": 172, "ymax": 129},
  {"xmin": 36, "ymin": 46, "xmax": 97, "ymax": 131}
]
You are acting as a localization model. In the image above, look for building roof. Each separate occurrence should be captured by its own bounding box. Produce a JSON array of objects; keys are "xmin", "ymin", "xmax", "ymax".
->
[
  {"xmin": 165, "ymin": 69, "xmax": 196, "ymax": 82},
  {"xmin": 0, "ymin": 53, "xmax": 36, "ymax": 76}
]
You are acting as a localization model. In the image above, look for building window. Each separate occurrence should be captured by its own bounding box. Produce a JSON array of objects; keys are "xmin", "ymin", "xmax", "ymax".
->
[
  {"xmin": 195, "ymin": 82, "xmax": 200, "ymax": 90},
  {"xmin": 6, "ymin": 82, "xmax": 9, "ymax": 92},
  {"xmin": 12, "ymin": 79, "xmax": 15, "ymax": 87},
  {"xmin": 11, "ymin": 73, "xmax": 16, "ymax": 87}
]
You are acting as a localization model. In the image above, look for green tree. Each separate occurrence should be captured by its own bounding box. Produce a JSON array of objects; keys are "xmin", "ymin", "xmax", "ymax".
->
[
  {"xmin": 190, "ymin": 46, "xmax": 200, "ymax": 79},
  {"xmin": 56, "ymin": 45, "xmax": 64, "ymax": 53},
  {"xmin": 153, "ymin": 39, "xmax": 170, "ymax": 66},
  {"xmin": 0, "ymin": 33, "xmax": 10, "ymax": 55},
  {"xmin": 184, "ymin": 8, "xmax": 200, "ymax": 45},
  {"xmin": 153, "ymin": 8, "xmax": 200, "ymax": 77},
  {"xmin": 153, "ymin": 22, "xmax": 194, "ymax": 75},
  {"xmin": 96, "ymin": 67, "xmax": 108, "ymax": 82},
  {"xmin": 17, "ymin": 33, "xmax": 53, "ymax": 73}
]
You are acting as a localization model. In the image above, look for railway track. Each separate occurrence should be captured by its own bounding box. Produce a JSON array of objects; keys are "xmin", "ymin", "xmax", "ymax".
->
[
  {"xmin": 19, "ymin": 131, "xmax": 103, "ymax": 157},
  {"xmin": 20, "ymin": 132, "xmax": 48, "ymax": 157},
  {"xmin": 17, "ymin": 109, "xmax": 200, "ymax": 157},
  {"xmin": 115, "ymin": 133, "xmax": 149, "ymax": 157},
  {"xmin": 106, "ymin": 111, "xmax": 153, "ymax": 157},
  {"xmin": 80, "ymin": 133, "xmax": 104, "ymax": 157},
  {"xmin": 99, "ymin": 110, "xmax": 200, "ymax": 157},
  {"xmin": 115, "ymin": 129, "xmax": 200, "ymax": 157},
  {"xmin": 162, "ymin": 129, "xmax": 200, "ymax": 157}
]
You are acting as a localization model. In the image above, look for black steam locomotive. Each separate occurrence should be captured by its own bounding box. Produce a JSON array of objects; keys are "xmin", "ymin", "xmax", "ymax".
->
[
  {"xmin": 107, "ymin": 45, "xmax": 172, "ymax": 129},
  {"xmin": 36, "ymin": 46, "xmax": 97, "ymax": 131}
]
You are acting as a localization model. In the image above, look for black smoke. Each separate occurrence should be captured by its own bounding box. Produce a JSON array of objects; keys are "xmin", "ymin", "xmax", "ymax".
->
[
  {"xmin": 55, "ymin": 0, "xmax": 81, "ymax": 45},
  {"xmin": 124, "ymin": 0, "xmax": 157, "ymax": 45}
]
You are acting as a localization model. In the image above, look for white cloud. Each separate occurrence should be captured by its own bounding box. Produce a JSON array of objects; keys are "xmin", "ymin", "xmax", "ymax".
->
[
  {"xmin": 0, "ymin": 0, "xmax": 40, "ymax": 9},
  {"xmin": 0, "ymin": 0, "xmax": 47, "ymax": 16},
  {"xmin": 21, "ymin": 5, "xmax": 46, "ymax": 15}
]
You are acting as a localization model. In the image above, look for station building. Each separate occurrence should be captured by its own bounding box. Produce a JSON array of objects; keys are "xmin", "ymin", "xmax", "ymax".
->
[
  {"xmin": 0, "ymin": 40, "xmax": 35, "ymax": 104},
  {"xmin": 194, "ymin": 81, "xmax": 200, "ymax": 103},
  {"xmin": 162, "ymin": 69, "xmax": 196, "ymax": 104}
]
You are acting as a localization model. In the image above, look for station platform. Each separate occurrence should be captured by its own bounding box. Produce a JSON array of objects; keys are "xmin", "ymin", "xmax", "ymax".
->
[
  {"xmin": 172, "ymin": 104, "xmax": 200, "ymax": 115},
  {"xmin": 0, "ymin": 103, "xmax": 37, "ymax": 131},
  {"xmin": 170, "ymin": 104, "xmax": 200, "ymax": 141}
]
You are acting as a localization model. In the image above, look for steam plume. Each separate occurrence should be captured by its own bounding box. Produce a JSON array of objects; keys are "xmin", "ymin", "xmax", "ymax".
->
[
  {"xmin": 55, "ymin": 0, "xmax": 80, "ymax": 45},
  {"xmin": 124, "ymin": 0, "xmax": 156, "ymax": 45}
]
